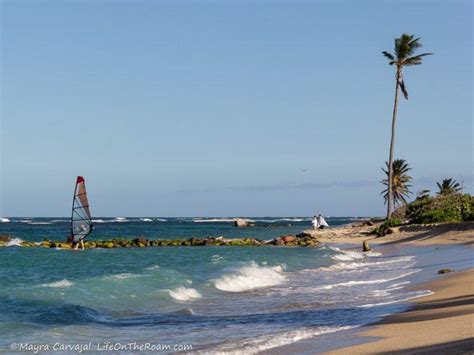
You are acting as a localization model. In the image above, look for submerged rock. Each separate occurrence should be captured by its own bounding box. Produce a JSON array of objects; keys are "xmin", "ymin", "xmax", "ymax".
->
[
  {"xmin": 362, "ymin": 241, "xmax": 371, "ymax": 252},
  {"xmin": 297, "ymin": 231, "xmax": 319, "ymax": 240},
  {"xmin": 0, "ymin": 235, "xmax": 11, "ymax": 242},
  {"xmin": 437, "ymin": 268, "xmax": 453, "ymax": 274},
  {"xmin": 133, "ymin": 237, "xmax": 148, "ymax": 246},
  {"xmin": 40, "ymin": 241, "xmax": 51, "ymax": 248},
  {"xmin": 281, "ymin": 235, "xmax": 296, "ymax": 243}
]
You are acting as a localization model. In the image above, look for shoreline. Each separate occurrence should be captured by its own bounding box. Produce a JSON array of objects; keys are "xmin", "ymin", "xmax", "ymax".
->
[
  {"xmin": 326, "ymin": 268, "xmax": 474, "ymax": 354},
  {"xmin": 306, "ymin": 221, "xmax": 474, "ymax": 246},
  {"xmin": 265, "ymin": 238, "xmax": 473, "ymax": 355}
]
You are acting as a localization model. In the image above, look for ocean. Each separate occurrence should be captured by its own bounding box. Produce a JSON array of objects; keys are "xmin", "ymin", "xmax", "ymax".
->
[{"xmin": 0, "ymin": 217, "xmax": 471, "ymax": 353}]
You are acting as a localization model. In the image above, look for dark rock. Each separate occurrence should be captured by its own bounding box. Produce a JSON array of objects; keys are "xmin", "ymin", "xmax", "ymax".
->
[
  {"xmin": 362, "ymin": 241, "xmax": 371, "ymax": 252},
  {"xmin": 281, "ymin": 235, "xmax": 296, "ymax": 243},
  {"xmin": 274, "ymin": 238, "xmax": 285, "ymax": 246},
  {"xmin": 297, "ymin": 231, "xmax": 318, "ymax": 240},
  {"xmin": 133, "ymin": 237, "xmax": 148, "ymax": 246},
  {"xmin": 0, "ymin": 235, "xmax": 11, "ymax": 242},
  {"xmin": 190, "ymin": 238, "xmax": 205, "ymax": 246},
  {"xmin": 438, "ymin": 268, "xmax": 453, "ymax": 274},
  {"xmin": 305, "ymin": 240, "xmax": 318, "ymax": 247},
  {"xmin": 235, "ymin": 218, "xmax": 250, "ymax": 227}
]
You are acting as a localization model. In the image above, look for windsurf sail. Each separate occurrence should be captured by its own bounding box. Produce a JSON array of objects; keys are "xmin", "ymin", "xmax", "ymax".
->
[{"xmin": 71, "ymin": 176, "xmax": 93, "ymax": 242}]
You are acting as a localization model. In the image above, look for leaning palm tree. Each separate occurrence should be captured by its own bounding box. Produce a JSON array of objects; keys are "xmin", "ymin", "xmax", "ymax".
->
[
  {"xmin": 382, "ymin": 34, "xmax": 432, "ymax": 219},
  {"xmin": 436, "ymin": 178, "xmax": 462, "ymax": 196},
  {"xmin": 381, "ymin": 159, "xmax": 413, "ymax": 208}
]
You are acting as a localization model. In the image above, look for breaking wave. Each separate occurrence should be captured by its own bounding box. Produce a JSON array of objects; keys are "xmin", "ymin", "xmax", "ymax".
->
[
  {"xmin": 168, "ymin": 287, "xmax": 202, "ymax": 301},
  {"xmin": 5, "ymin": 238, "xmax": 24, "ymax": 247},
  {"xmin": 145, "ymin": 264, "xmax": 160, "ymax": 270},
  {"xmin": 315, "ymin": 270, "xmax": 420, "ymax": 290},
  {"xmin": 41, "ymin": 279, "xmax": 74, "ymax": 288},
  {"xmin": 107, "ymin": 273, "xmax": 141, "ymax": 280},
  {"xmin": 322, "ymin": 256, "xmax": 416, "ymax": 271},
  {"xmin": 194, "ymin": 218, "xmax": 236, "ymax": 223},
  {"xmin": 213, "ymin": 326, "xmax": 357, "ymax": 354},
  {"xmin": 213, "ymin": 262, "xmax": 286, "ymax": 292},
  {"xmin": 329, "ymin": 246, "xmax": 381, "ymax": 261}
]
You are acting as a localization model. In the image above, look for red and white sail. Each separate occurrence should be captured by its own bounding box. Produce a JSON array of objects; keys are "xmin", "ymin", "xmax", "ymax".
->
[{"xmin": 71, "ymin": 176, "xmax": 93, "ymax": 242}]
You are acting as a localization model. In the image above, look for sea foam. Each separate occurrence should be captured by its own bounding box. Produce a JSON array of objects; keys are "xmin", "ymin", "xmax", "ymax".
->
[
  {"xmin": 5, "ymin": 238, "xmax": 24, "ymax": 247},
  {"xmin": 322, "ymin": 255, "xmax": 415, "ymax": 271},
  {"xmin": 108, "ymin": 273, "xmax": 140, "ymax": 280},
  {"xmin": 212, "ymin": 326, "xmax": 357, "ymax": 354},
  {"xmin": 168, "ymin": 287, "xmax": 202, "ymax": 301},
  {"xmin": 315, "ymin": 270, "xmax": 420, "ymax": 290},
  {"xmin": 41, "ymin": 279, "xmax": 74, "ymax": 288},
  {"xmin": 358, "ymin": 290, "xmax": 433, "ymax": 308},
  {"xmin": 213, "ymin": 262, "xmax": 286, "ymax": 292},
  {"xmin": 194, "ymin": 218, "xmax": 236, "ymax": 223}
]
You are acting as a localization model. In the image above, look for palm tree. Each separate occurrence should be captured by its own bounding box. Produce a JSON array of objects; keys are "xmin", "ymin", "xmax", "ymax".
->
[
  {"xmin": 436, "ymin": 178, "xmax": 462, "ymax": 196},
  {"xmin": 416, "ymin": 189, "xmax": 431, "ymax": 200},
  {"xmin": 381, "ymin": 159, "xmax": 413, "ymax": 208},
  {"xmin": 382, "ymin": 34, "xmax": 432, "ymax": 219}
]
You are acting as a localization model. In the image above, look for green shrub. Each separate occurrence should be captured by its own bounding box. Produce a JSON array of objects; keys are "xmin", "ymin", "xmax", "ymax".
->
[
  {"xmin": 407, "ymin": 194, "xmax": 473, "ymax": 224},
  {"xmin": 371, "ymin": 218, "xmax": 403, "ymax": 237},
  {"xmin": 384, "ymin": 218, "xmax": 402, "ymax": 227}
]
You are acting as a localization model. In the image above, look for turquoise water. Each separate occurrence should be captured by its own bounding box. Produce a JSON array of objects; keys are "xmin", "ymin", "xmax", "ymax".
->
[
  {"xmin": 0, "ymin": 218, "xmax": 451, "ymax": 353},
  {"xmin": 0, "ymin": 217, "xmax": 354, "ymax": 242}
]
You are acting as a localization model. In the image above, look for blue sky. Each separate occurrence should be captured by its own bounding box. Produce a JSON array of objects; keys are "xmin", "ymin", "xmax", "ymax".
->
[{"xmin": 1, "ymin": 0, "xmax": 472, "ymax": 217}]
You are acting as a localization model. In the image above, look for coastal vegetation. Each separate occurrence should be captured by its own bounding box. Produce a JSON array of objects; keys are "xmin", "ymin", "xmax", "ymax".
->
[
  {"xmin": 382, "ymin": 34, "xmax": 432, "ymax": 219},
  {"xmin": 381, "ymin": 159, "xmax": 412, "ymax": 207},
  {"xmin": 406, "ymin": 192, "xmax": 473, "ymax": 224},
  {"xmin": 436, "ymin": 178, "xmax": 463, "ymax": 196},
  {"xmin": 375, "ymin": 176, "xmax": 471, "ymax": 235}
]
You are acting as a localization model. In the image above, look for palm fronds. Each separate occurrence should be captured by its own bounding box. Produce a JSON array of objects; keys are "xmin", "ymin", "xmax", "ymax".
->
[
  {"xmin": 436, "ymin": 178, "xmax": 462, "ymax": 196},
  {"xmin": 381, "ymin": 159, "xmax": 413, "ymax": 207}
]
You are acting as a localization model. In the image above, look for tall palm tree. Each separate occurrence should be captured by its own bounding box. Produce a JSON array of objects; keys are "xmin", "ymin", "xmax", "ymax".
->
[
  {"xmin": 382, "ymin": 34, "xmax": 432, "ymax": 219},
  {"xmin": 381, "ymin": 159, "xmax": 413, "ymax": 207},
  {"xmin": 436, "ymin": 178, "xmax": 462, "ymax": 196}
]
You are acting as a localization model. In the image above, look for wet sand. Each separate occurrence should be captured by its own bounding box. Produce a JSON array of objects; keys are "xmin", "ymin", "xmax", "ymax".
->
[
  {"xmin": 326, "ymin": 269, "xmax": 474, "ymax": 354},
  {"xmin": 265, "ymin": 223, "xmax": 473, "ymax": 354}
]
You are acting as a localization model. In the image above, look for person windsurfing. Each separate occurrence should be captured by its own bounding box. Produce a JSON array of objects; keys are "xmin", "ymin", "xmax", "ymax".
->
[{"xmin": 69, "ymin": 176, "xmax": 94, "ymax": 250}]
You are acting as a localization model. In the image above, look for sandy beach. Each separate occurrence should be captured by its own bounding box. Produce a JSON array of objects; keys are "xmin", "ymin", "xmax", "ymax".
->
[
  {"xmin": 327, "ymin": 269, "xmax": 474, "ymax": 354},
  {"xmin": 306, "ymin": 221, "xmax": 474, "ymax": 246}
]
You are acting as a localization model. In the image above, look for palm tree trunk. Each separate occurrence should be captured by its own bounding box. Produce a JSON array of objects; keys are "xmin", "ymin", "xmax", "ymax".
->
[{"xmin": 387, "ymin": 68, "xmax": 400, "ymax": 220}]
